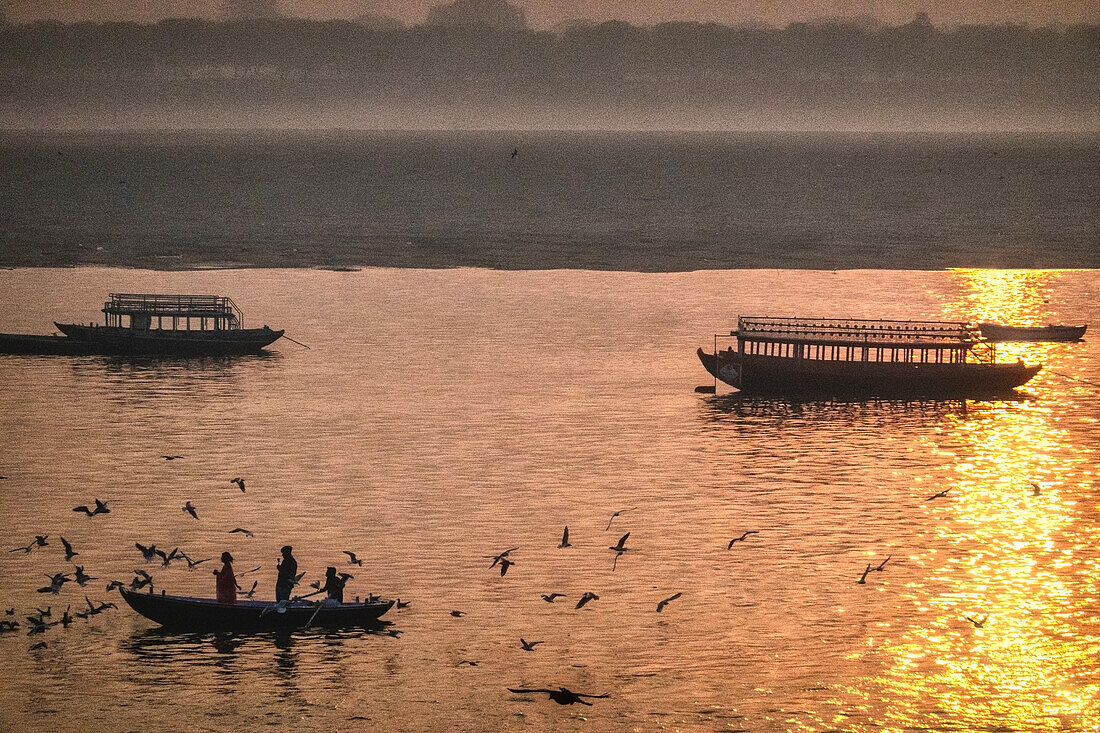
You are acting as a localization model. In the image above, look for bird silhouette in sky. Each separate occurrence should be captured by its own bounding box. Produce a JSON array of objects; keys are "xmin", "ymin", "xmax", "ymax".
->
[
  {"xmin": 926, "ymin": 488, "xmax": 951, "ymax": 501},
  {"xmin": 230, "ymin": 477, "xmax": 245, "ymax": 492},
  {"xmin": 575, "ymin": 592, "xmax": 599, "ymax": 609},
  {"xmin": 182, "ymin": 502, "xmax": 199, "ymax": 520},
  {"xmin": 656, "ymin": 592, "xmax": 682, "ymax": 613},
  {"xmin": 605, "ymin": 508, "xmax": 636, "ymax": 531}
]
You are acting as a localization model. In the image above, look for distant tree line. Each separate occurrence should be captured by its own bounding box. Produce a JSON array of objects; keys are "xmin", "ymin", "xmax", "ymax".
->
[{"xmin": 0, "ymin": 15, "xmax": 1095, "ymax": 127}]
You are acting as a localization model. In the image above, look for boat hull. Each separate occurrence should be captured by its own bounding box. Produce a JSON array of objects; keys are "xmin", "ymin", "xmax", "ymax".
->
[
  {"xmin": 697, "ymin": 348, "xmax": 1041, "ymax": 398},
  {"xmin": 120, "ymin": 588, "xmax": 393, "ymax": 631},
  {"xmin": 55, "ymin": 323, "xmax": 284, "ymax": 355},
  {"xmin": 979, "ymin": 323, "xmax": 1086, "ymax": 342},
  {"xmin": 0, "ymin": 333, "xmax": 98, "ymax": 355}
]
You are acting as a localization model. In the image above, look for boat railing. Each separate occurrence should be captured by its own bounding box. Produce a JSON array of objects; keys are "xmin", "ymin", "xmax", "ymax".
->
[
  {"xmin": 736, "ymin": 316, "xmax": 980, "ymax": 343},
  {"xmin": 103, "ymin": 294, "xmax": 244, "ymax": 330}
]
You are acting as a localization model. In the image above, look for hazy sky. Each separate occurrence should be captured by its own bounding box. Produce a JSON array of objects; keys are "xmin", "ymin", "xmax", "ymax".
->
[{"xmin": 4, "ymin": 0, "xmax": 1098, "ymax": 29}]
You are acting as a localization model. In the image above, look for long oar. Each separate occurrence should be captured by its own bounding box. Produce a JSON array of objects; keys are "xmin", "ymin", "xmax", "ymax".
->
[
  {"xmin": 281, "ymin": 334, "xmax": 311, "ymax": 350},
  {"xmin": 304, "ymin": 597, "xmax": 331, "ymax": 628}
]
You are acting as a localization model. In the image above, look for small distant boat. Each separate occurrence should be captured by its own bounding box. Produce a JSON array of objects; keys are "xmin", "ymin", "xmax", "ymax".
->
[
  {"xmin": 1, "ymin": 293, "xmax": 283, "ymax": 356},
  {"xmin": 119, "ymin": 588, "xmax": 393, "ymax": 631},
  {"xmin": 698, "ymin": 316, "xmax": 1041, "ymax": 398},
  {"xmin": 978, "ymin": 322, "xmax": 1086, "ymax": 343}
]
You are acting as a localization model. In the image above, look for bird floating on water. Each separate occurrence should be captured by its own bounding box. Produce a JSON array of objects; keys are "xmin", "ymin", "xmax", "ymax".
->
[
  {"xmin": 450, "ymin": 610, "xmax": 465, "ymax": 617},
  {"xmin": 1031, "ymin": 482, "xmax": 1042, "ymax": 496},
  {"xmin": 507, "ymin": 687, "xmax": 609, "ymax": 706},
  {"xmin": 727, "ymin": 531, "xmax": 759, "ymax": 549}
]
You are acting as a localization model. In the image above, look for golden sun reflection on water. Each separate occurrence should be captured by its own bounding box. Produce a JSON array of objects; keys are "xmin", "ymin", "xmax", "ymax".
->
[{"xmin": 842, "ymin": 270, "xmax": 1100, "ymax": 730}]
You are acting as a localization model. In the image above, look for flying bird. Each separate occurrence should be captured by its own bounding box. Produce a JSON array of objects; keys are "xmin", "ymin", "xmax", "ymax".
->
[
  {"xmin": 857, "ymin": 564, "xmax": 873, "ymax": 584},
  {"xmin": 520, "ymin": 638, "xmax": 543, "ymax": 651},
  {"xmin": 162, "ymin": 455, "xmax": 184, "ymax": 460},
  {"xmin": 450, "ymin": 610, "xmax": 465, "ymax": 617},
  {"xmin": 965, "ymin": 614, "xmax": 988, "ymax": 628},
  {"xmin": 60, "ymin": 537, "xmax": 78, "ymax": 561},
  {"xmin": 29, "ymin": 641, "xmax": 48, "ymax": 651},
  {"xmin": 605, "ymin": 507, "xmax": 637, "ymax": 531},
  {"xmin": 457, "ymin": 659, "xmax": 478, "ymax": 666},
  {"xmin": 242, "ymin": 580, "xmax": 258, "ymax": 599},
  {"xmin": 343, "ymin": 551, "xmax": 364, "ymax": 566},
  {"xmin": 74, "ymin": 566, "xmax": 96, "ymax": 586},
  {"xmin": 489, "ymin": 548, "xmax": 519, "ymax": 569},
  {"xmin": 230, "ymin": 477, "xmax": 245, "ymax": 492},
  {"xmin": 240, "ymin": 566, "xmax": 263, "ymax": 577},
  {"xmin": 229, "ymin": 528, "xmax": 254, "ymax": 538},
  {"xmin": 184, "ymin": 555, "xmax": 211, "ymax": 571},
  {"xmin": 34, "ymin": 535, "xmax": 49, "ymax": 547},
  {"xmin": 510, "ymin": 148, "xmax": 518, "ymax": 159},
  {"xmin": 575, "ymin": 592, "xmax": 599, "ymax": 609},
  {"xmin": 396, "ymin": 599, "xmax": 410, "ymax": 609},
  {"xmin": 136, "ymin": 543, "xmax": 158, "ymax": 562},
  {"xmin": 727, "ymin": 531, "xmax": 759, "ymax": 549},
  {"xmin": 182, "ymin": 501, "xmax": 199, "ymax": 520},
  {"xmin": 1030, "ymin": 482, "xmax": 1041, "ymax": 496},
  {"xmin": 541, "ymin": 593, "xmax": 565, "ymax": 603},
  {"xmin": 499, "ymin": 557, "xmax": 514, "ymax": 576},
  {"xmin": 559, "ymin": 526, "xmax": 571, "ymax": 549},
  {"xmin": 874, "ymin": 555, "xmax": 892, "ymax": 572},
  {"xmin": 926, "ymin": 488, "xmax": 951, "ymax": 501},
  {"xmin": 656, "ymin": 592, "xmax": 682, "ymax": 613},
  {"xmin": 507, "ymin": 687, "xmax": 610, "ymax": 706},
  {"xmin": 609, "ymin": 532, "xmax": 631, "ymax": 570}
]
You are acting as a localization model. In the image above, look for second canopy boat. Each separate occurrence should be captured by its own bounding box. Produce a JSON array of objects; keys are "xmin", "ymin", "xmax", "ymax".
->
[{"xmin": 698, "ymin": 316, "xmax": 1041, "ymax": 398}]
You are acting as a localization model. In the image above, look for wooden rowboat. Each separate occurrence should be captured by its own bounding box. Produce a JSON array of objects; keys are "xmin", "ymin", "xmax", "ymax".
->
[
  {"xmin": 978, "ymin": 323, "xmax": 1086, "ymax": 343},
  {"xmin": 120, "ymin": 588, "xmax": 393, "ymax": 631}
]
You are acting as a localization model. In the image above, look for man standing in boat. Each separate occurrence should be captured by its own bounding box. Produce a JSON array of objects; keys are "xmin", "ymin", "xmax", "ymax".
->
[{"xmin": 276, "ymin": 545, "xmax": 297, "ymax": 602}]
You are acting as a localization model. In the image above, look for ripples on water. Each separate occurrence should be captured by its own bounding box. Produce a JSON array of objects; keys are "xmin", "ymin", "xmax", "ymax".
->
[{"xmin": 0, "ymin": 267, "xmax": 1097, "ymax": 731}]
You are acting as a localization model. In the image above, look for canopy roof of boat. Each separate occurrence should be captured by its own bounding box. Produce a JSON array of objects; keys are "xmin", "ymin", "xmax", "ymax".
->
[
  {"xmin": 103, "ymin": 293, "xmax": 243, "ymax": 327},
  {"xmin": 732, "ymin": 316, "xmax": 982, "ymax": 347}
]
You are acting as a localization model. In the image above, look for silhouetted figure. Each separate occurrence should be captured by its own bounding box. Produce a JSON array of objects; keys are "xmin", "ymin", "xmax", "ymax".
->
[
  {"xmin": 508, "ymin": 687, "xmax": 610, "ymax": 706},
  {"xmin": 322, "ymin": 567, "xmax": 347, "ymax": 603},
  {"xmin": 275, "ymin": 545, "xmax": 297, "ymax": 602},
  {"xmin": 214, "ymin": 551, "xmax": 236, "ymax": 605}
]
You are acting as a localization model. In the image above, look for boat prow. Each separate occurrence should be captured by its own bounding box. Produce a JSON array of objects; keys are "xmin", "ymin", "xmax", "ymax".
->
[{"xmin": 119, "ymin": 588, "xmax": 393, "ymax": 631}]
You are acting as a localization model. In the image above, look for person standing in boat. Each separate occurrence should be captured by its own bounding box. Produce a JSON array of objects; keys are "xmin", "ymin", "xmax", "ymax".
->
[
  {"xmin": 213, "ymin": 551, "xmax": 237, "ymax": 605},
  {"xmin": 275, "ymin": 545, "xmax": 297, "ymax": 602},
  {"xmin": 322, "ymin": 566, "xmax": 347, "ymax": 603}
]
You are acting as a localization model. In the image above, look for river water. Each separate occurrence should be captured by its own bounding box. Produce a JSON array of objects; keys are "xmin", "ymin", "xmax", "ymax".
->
[{"xmin": 0, "ymin": 266, "xmax": 1097, "ymax": 730}]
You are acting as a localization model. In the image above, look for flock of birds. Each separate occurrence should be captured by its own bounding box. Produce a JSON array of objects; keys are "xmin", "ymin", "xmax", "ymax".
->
[
  {"xmin": 1, "ymin": 464, "xmax": 1044, "ymax": 709},
  {"xmin": 0, "ymin": 457, "xmax": 382, "ymax": 656}
]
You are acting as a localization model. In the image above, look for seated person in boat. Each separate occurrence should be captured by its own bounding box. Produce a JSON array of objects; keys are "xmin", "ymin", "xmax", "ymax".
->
[
  {"xmin": 275, "ymin": 545, "xmax": 297, "ymax": 602},
  {"xmin": 214, "ymin": 551, "xmax": 237, "ymax": 605},
  {"xmin": 322, "ymin": 566, "xmax": 348, "ymax": 603}
]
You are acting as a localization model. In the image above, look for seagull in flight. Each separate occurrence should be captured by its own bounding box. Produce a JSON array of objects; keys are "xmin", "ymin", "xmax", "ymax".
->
[
  {"xmin": 575, "ymin": 592, "xmax": 599, "ymax": 609},
  {"xmin": 507, "ymin": 687, "xmax": 610, "ymax": 706},
  {"xmin": 182, "ymin": 501, "xmax": 199, "ymax": 520},
  {"xmin": 874, "ymin": 555, "xmax": 892, "ymax": 572},
  {"xmin": 343, "ymin": 551, "xmax": 364, "ymax": 566},
  {"xmin": 857, "ymin": 564, "xmax": 873, "ymax": 584},
  {"xmin": 60, "ymin": 537, "xmax": 78, "ymax": 561},
  {"xmin": 229, "ymin": 528, "xmax": 254, "ymax": 538},
  {"xmin": 396, "ymin": 599, "xmax": 410, "ymax": 609},
  {"xmin": 242, "ymin": 581, "xmax": 258, "ymax": 599},
  {"xmin": 74, "ymin": 566, "xmax": 96, "ymax": 586},
  {"xmin": 965, "ymin": 614, "xmax": 988, "ymax": 628},
  {"xmin": 183, "ymin": 554, "xmax": 212, "ymax": 570},
  {"xmin": 559, "ymin": 526, "xmax": 571, "ymax": 549},
  {"xmin": 656, "ymin": 592, "xmax": 682, "ymax": 613},
  {"xmin": 230, "ymin": 477, "xmax": 245, "ymax": 492},
  {"xmin": 73, "ymin": 498, "xmax": 110, "ymax": 516},
  {"xmin": 727, "ymin": 531, "xmax": 759, "ymax": 549},
  {"xmin": 135, "ymin": 543, "xmax": 158, "ymax": 562},
  {"xmin": 926, "ymin": 488, "xmax": 951, "ymax": 501},
  {"xmin": 162, "ymin": 455, "xmax": 185, "ymax": 461},
  {"xmin": 606, "ymin": 507, "xmax": 637, "ymax": 531},
  {"xmin": 520, "ymin": 638, "xmax": 543, "ymax": 651},
  {"xmin": 609, "ymin": 532, "xmax": 631, "ymax": 570},
  {"xmin": 1030, "ymin": 482, "xmax": 1042, "ymax": 496},
  {"xmin": 510, "ymin": 148, "xmax": 518, "ymax": 159},
  {"xmin": 541, "ymin": 593, "xmax": 565, "ymax": 603},
  {"xmin": 499, "ymin": 557, "xmax": 515, "ymax": 576},
  {"xmin": 489, "ymin": 548, "xmax": 519, "ymax": 569}
]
